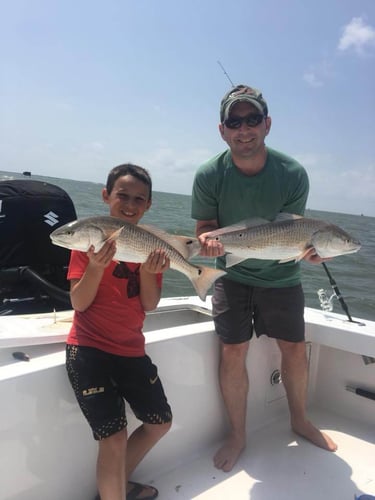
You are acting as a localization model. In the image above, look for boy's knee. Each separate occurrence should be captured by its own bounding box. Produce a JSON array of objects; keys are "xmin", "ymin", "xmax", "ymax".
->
[
  {"xmin": 157, "ymin": 420, "xmax": 173, "ymax": 436},
  {"xmin": 163, "ymin": 419, "xmax": 172, "ymax": 433},
  {"xmin": 99, "ymin": 428, "xmax": 127, "ymax": 455},
  {"xmin": 146, "ymin": 420, "xmax": 172, "ymax": 439}
]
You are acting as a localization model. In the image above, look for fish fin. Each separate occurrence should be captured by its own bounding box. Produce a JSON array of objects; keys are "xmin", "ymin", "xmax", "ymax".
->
[
  {"xmin": 278, "ymin": 247, "xmax": 312, "ymax": 263},
  {"xmin": 105, "ymin": 227, "xmax": 123, "ymax": 242},
  {"xmin": 296, "ymin": 247, "xmax": 315, "ymax": 261},
  {"xmin": 274, "ymin": 212, "xmax": 304, "ymax": 221},
  {"xmin": 139, "ymin": 224, "xmax": 198, "ymax": 259},
  {"xmin": 206, "ymin": 214, "xmax": 303, "ymax": 239},
  {"xmin": 138, "ymin": 224, "xmax": 169, "ymax": 239},
  {"xmin": 191, "ymin": 267, "xmax": 226, "ymax": 301},
  {"xmin": 168, "ymin": 235, "xmax": 201, "ymax": 259},
  {"xmin": 225, "ymin": 254, "xmax": 248, "ymax": 268},
  {"xmin": 183, "ymin": 238, "xmax": 201, "ymax": 259},
  {"xmin": 278, "ymin": 256, "xmax": 298, "ymax": 263},
  {"xmin": 207, "ymin": 217, "xmax": 269, "ymax": 238}
]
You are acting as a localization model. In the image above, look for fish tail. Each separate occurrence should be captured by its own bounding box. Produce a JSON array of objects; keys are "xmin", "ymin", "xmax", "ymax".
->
[
  {"xmin": 185, "ymin": 238, "xmax": 202, "ymax": 259},
  {"xmin": 191, "ymin": 266, "xmax": 226, "ymax": 301}
]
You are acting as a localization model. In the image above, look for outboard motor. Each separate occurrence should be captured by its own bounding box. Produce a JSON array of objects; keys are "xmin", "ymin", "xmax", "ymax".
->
[{"xmin": 0, "ymin": 179, "xmax": 77, "ymax": 315}]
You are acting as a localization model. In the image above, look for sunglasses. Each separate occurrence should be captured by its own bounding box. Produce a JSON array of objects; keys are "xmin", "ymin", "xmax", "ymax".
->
[
  {"xmin": 224, "ymin": 113, "xmax": 265, "ymax": 129},
  {"xmin": 112, "ymin": 262, "xmax": 140, "ymax": 298}
]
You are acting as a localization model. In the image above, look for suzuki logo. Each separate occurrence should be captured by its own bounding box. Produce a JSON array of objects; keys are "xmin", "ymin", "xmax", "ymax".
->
[{"xmin": 44, "ymin": 211, "xmax": 59, "ymax": 227}]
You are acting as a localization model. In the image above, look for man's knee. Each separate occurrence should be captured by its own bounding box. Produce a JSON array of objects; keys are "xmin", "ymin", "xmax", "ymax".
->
[
  {"xmin": 277, "ymin": 339, "xmax": 307, "ymax": 359},
  {"xmin": 221, "ymin": 341, "xmax": 249, "ymax": 365}
]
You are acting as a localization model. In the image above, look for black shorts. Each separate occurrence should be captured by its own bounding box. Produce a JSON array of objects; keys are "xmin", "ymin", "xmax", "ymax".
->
[
  {"xmin": 66, "ymin": 345, "xmax": 172, "ymax": 440},
  {"xmin": 212, "ymin": 278, "xmax": 305, "ymax": 344}
]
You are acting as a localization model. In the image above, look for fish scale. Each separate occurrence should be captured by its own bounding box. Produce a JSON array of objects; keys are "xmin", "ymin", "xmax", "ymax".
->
[
  {"xmin": 206, "ymin": 214, "xmax": 361, "ymax": 267},
  {"xmin": 50, "ymin": 215, "xmax": 226, "ymax": 301},
  {"xmin": 113, "ymin": 223, "xmax": 201, "ymax": 276}
]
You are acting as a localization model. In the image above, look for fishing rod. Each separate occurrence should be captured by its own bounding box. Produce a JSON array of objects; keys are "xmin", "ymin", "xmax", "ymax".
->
[
  {"xmin": 217, "ymin": 60, "xmax": 235, "ymax": 87},
  {"xmin": 321, "ymin": 262, "xmax": 365, "ymax": 326}
]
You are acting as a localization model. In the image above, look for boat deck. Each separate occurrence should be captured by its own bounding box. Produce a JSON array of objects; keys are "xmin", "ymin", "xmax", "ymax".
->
[
  {"xmin": 1, "ymin": 298, "xmax": 374, "ymax": 500},
  {"xmin": 143, "ymin": 408, "xmax": 374, "ymax": 500}
]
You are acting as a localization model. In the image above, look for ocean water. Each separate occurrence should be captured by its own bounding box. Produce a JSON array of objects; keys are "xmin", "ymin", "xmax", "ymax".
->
[{"xmin": 1, "ymin": 170, "xmax": 374, "ymax": 321}]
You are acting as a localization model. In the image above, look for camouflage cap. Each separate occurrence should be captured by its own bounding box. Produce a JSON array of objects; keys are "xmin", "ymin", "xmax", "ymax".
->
[{"xmin": 220, "ymin": 84, "xmax": 268, "ymax": 122}]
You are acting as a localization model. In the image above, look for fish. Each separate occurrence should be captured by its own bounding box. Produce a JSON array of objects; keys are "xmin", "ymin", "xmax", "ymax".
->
[
  {"xmin": 205, "ymin": 213, "xmax": 361, "ymax": 267},
  {"xmin": 50, "ymin": 215, "xmax": 226, "ymax": 301}
]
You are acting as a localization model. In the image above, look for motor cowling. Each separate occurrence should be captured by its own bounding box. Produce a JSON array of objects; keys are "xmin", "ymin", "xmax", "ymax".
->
[{"xmin": 0, "ymin": 179, "xmax": 77, "ymax": 313}]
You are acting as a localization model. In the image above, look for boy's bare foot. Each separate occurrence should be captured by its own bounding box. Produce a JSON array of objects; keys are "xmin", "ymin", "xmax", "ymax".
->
[
  {"xmin": 213, "ymin": 437, "xmax": 245, "ymax": 472},
  {"xmin": 292, "ymin": 419, "xmax": 337, "ymax": 452}
]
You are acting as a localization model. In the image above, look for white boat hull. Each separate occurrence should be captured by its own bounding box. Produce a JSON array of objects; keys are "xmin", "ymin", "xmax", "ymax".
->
[{"xmin": 1, "ymin": 297, "xmax": 374, "ymax": 499}]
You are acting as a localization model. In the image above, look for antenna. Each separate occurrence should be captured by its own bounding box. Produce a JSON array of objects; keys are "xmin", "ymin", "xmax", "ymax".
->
[{"xmin": 217, "ymin": 60, "xmax": 235, "ymax": 87}]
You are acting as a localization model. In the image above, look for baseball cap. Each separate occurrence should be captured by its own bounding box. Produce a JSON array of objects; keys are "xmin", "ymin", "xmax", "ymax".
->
[{"xmin": 220, "ymin": 84, "xmax": 268, "ymax": 122}]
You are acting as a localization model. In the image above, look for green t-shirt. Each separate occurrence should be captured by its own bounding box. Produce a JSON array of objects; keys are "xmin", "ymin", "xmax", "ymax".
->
[{"xmin": 191, "ymin": 147, "xmax": 309, "ymax": 287}]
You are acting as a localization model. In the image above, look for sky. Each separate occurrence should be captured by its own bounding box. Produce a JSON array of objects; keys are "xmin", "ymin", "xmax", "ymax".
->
[{"xmin": 1, "ymin": 0, "xmax": 375, "ymax": 216}]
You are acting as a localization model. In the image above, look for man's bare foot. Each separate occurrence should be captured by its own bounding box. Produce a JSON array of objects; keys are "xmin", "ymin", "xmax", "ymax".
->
[
  {"xmin": 292, "ymin": 419, "xmax": 337, "ymax": 452},
  {"xmin": 213, "ymin": 437, "xmax": 245, "ymax": 472}
]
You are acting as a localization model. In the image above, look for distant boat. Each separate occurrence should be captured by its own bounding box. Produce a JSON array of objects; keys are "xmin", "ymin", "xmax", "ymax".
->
[{"xmin": 22, "ymin": 171, "xmax": 31, "ymax": 176}]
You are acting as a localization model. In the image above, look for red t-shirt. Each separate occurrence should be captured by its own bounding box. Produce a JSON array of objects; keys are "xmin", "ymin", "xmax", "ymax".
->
[{"xmin": 66, "ymin": 251, "xmax": 162, "ymax": 357}]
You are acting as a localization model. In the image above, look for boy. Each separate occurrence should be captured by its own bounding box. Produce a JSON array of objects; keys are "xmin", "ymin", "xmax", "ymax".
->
[{"xmin": 66, "ymin": 163, "xmax": 172, "ymax": 500}]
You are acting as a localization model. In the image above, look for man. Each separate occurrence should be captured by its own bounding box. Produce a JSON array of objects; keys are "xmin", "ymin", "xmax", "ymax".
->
[{"xmin": 191, "ymin": 84, "xmax": 337, "ymax": 473}]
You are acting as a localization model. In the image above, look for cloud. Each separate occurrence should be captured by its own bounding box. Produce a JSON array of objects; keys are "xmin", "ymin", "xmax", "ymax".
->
[
  {"xmin": 145, "ymin": 147, "xmax": 211, "ymax": 172},
  {"xmin": 338, "ymin": 17, "xmax": 375, "ymax": 55},
  {"xmin": 294, "ymin": 152, "xmax": 375, "ymax": 215},
  {"xmin": 303, "ymin": 72, "xmax": 323, "ymax": 88},
  {"xmin": 88, "ymin": 141, "xmax": 105, "ymax": 152},
  {"xmin": 138, "ymin": 146, "xmax": 214, "ymax": 194},
  {"xmin": 303, "ymin": 60, "xmax": 333, "ymax": 88}
]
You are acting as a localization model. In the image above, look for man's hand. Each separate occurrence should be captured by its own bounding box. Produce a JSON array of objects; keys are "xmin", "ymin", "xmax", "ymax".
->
[
  {"xmin": 303, "ymin": 247, "xmax": 332, "ymax": 265},
  {"xmin": 198, "ymin": 232, "xmax": 225, "ymax": 258}
]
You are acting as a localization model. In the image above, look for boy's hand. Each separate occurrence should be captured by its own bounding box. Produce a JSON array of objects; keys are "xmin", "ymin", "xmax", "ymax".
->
[
  {"xmin": 87, "ymin": 240, "xmax": 116, "ymax": 269},
  {"xmin": 141, "ymin": 249, "xmax": 170, "ymax": 274}
]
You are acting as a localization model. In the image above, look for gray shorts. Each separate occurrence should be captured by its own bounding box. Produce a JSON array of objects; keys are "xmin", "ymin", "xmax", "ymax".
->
[{"xmin": 212, "ymin": 278, "xmax": 305, "ymax": 344}]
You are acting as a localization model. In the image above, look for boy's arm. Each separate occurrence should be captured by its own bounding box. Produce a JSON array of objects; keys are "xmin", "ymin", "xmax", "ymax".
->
[
  {"xmin": 70, "ymin": 240, "xmax": 116, "ymax": 312},
  {"xmin": 139, "ymin": 249, "xmax": 170, "ymax": 311}
]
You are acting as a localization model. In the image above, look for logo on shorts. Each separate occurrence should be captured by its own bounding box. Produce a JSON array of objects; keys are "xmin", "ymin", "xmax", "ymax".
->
[
  {"xmin": 149, "ymin": 376, "xmax": 158, "ymax": 385},
  {"xmin": 82, "ymin": 386, "xmax": 105, "ymax": 396}
]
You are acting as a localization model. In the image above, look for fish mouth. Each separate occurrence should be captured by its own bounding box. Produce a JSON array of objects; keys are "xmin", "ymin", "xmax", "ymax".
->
[
  {"xmin": 346, "ymin": 246, "xmax": 361, "ymax": 254},
  {"xmin": 50, "ymin": 237, "xmax": 73, "ymax": 249}
]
